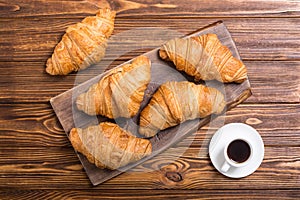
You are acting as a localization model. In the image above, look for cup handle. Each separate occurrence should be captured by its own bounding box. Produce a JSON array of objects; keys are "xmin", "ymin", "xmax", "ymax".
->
[{"xmin": 221, "ymin": 161, "xmax": 230, "ymax": 172}]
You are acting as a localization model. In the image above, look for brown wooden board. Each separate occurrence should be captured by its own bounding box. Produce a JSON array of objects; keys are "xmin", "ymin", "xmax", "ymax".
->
[
  {"xmin": 50, "ymin": 21, "xmax": 252, "ymax": 186},
  {"xmin": 1, "ymin": 0, "xmax": 300, "ymax": 18}
]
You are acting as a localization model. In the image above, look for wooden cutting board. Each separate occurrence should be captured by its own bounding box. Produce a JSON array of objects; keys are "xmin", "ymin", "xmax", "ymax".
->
[{"xmin": 50, "ymin": 21, "xmax": 252, "ymax": 186}]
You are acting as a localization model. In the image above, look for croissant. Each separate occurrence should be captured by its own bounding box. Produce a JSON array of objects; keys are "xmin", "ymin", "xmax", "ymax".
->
[
  {"xmin": 76, "ymin": 55, "xmax": 151, "ymax": 118},
  {"xmin": 69, "ymin": 122, "xmax": 152, "ymax": 170},
  {"xmin": 159, "ymin": 33, "xmax": 247, "ymax": 83},
  {"xmin": 46, "ymin": 8, "xmax": 116, "ymax": 75},
  {"xmin": 139, "ymin": 81, "xmax": 226, "ymax": 137}
]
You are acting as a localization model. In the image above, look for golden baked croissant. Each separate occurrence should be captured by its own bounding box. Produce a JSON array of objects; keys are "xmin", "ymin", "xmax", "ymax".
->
[
  {"xmin": 139, "ymin": 81, "xmax": 226, "ymax": 137},
  {"xmin": 159, "ymin": 33, "xmax": 247, "ymax": 83},
  {"xmin": 46, "ymin": 8, "xmax": 116, "ymax": 75},
  {"xmin": 69, "ymin": 122, "xmax": 152, "ymax": 170},
  {"xmin": 76, "ymin": 55, "xmax": 151, "ymax": 118}
]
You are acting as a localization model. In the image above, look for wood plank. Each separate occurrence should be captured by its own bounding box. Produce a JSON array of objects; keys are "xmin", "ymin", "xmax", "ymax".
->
[
  {"xmin": 0, "ymin": 0, "xmax": 299, "ymax": 18},
  {"xmin": 0, "ymin": 104, "xmax": 299, "ymax": 147},
  {"xmin": 0, "ymin": 61, "xmax": 298, "ymax": 103},
  {"xmin": 0, "ymin": 146, "xmax": 298, "ymax": 189},
  {"xmin": 0, "ymin": 189, "xmax": 299, "ymax": 200},
  {"xmin": 1, "ymin": 18, "xmax": 299, "ymax": 62},
  {"xmin": 0, "ymin": 103, "xmax": 68, "ymax": 147},
  {"xmin": 246, "ymin": 61, "xmax": 300, "ymax": 103},
  {"xmin": 177, "ymin": 103, "xmax": 300, "ymax": 148}
]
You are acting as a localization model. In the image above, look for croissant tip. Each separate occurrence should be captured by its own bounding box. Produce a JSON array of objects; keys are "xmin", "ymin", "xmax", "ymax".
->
[
  {"xmin": 45, "ymin": 67, "xmax": 53, "ymax": 75},
  {"xmin": 45, "ymin": 59, "xmax": 56, "ymax": 75},
  {"xmin": 96, "ymin": 8, "xmax": 116, "ymax": 19},
  {"xmin": 69, "ymin": 128, "xmax": 80, "ymax": 149},
  {"xmin": 69, "ymin": 128, "xmax": 77, "ymax": 137},
  {"xmin": 235, "ymin": 78, "xmax": 246, "ymax": 83},
  {"xmin": 138, "ymin": 127, "xmax": 155, "ymax": 138},
  {"xmin": 159, "ymin": 49, "xmax": 168, "ymax": 60},
  {"xmin": 131, "ymin": 55, "xmax": 151, "ymax": 69},
  {"xmin": 76, "ymin": 95, "xmax": 84, "ymax": 111}
]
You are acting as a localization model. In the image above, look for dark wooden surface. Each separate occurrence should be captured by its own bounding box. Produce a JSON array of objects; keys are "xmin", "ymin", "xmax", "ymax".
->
[{"xmin": 0, "ymin": 0, "xmax": 299, "ymax": 199}]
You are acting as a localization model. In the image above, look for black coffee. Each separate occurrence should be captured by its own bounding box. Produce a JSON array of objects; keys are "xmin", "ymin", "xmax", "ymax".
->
[{"xmin": 227, "ymin": 139, "xmax": 251, "ymax": 163}]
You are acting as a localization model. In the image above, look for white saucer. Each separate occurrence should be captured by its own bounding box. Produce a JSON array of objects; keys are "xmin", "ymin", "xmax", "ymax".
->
[{"xmin": 209, "ymin": 123, "xmax": 264, "ymax": 178}]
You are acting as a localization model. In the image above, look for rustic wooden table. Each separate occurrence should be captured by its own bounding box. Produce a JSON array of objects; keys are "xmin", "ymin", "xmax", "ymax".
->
[{"xmin": 0, "ymin": 0, "xmax": 299, "ymax": 199}]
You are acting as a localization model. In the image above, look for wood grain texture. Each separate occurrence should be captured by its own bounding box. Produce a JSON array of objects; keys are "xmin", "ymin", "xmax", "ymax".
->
[
  {"xmin": 0, "ymin": 104, "xmax": 299, "ymax": 148},
  {"xmin": 0, "ymin": 0, "xmax": 299, "ymax": 197},
  {"xmin": 0, "ymin": 189, "xmax": 299, "ymax": 200},
  {"xmin": 0, "ymin": 146, "xmax": 299, "ymax": 189},
  {"xmin": 178, "ymin": 103, "xmax": 300, "ymax": 148},
  {"xmin": 0, "ymin": 61, "xmax": 298, "ymax": 103},
  {"xmin": 0, "ymin": 0, "xmax": 300, "ymax": 18},
  {"xmin": 1, "ymin": 18, "xmax": 299, "ymax": 62}
]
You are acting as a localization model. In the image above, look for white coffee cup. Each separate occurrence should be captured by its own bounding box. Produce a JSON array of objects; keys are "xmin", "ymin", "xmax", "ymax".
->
[{"xmin": 221, "ymin": 138, "xmax": 253, "ymax": 172}]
